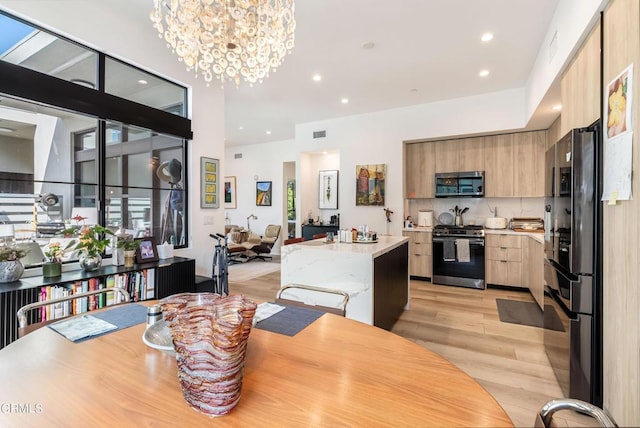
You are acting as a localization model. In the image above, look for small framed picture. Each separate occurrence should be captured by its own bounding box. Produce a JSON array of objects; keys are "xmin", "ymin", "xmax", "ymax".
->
[
  {"xmin": 200, "ymin": 157, "xmax": 220, "ymax": 209},
  {"xmin": 224, "ymin": 176, "xmax": 237, "ymax": 209},
  {"xmin": 319, "ymin": 170, "xmax": 338, "ymax": 209},
  {"xmin": 135, "ymin": 237, "xmax": 159, "ymax": 263},
  {"xmin": 256, "ymin": 181, "xmax": 272, "ymax": 206}
]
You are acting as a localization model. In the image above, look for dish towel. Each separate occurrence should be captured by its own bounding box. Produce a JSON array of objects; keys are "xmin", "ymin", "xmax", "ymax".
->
[
  {"xmin": 456, "ymin": 239, "xmax": 470, "ymax": 263},
  {"xmin": 443, "ymin": 238, "xmax": 456, "ymax": 261}
]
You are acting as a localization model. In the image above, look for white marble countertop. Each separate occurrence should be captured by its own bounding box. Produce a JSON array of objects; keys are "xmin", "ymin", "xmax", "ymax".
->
[{"xmin": 285, "ymin": 235, "xmax": 409, "ymax": 258}]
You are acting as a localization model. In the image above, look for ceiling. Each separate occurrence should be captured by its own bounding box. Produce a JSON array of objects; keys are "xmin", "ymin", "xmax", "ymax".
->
[{"xmin": 1, "ymin": 0, "xmax": 562, "ymax": 146}]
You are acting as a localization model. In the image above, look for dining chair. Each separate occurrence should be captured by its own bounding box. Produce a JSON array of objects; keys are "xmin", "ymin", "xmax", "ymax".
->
[
  {"xmin": 16, "ymin": 288, "xmax": 131, "ymax": 338},
  {"xmin": 276, "ymin": 284, "xmax": 349, "ymax": 316},
  {"xmin": 534, "ymin": 398, "xmax": 617, "ymax": 428},
  {"xmin": 312, "ymin": 233, "xmax": 327, "ymax": 239}
]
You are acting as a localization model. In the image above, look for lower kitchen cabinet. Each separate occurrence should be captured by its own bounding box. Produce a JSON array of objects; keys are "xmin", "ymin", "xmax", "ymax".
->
[
  {"xmin": 403, "ymin": 230, "xmax": 431, "ymax": 279},
  {"xmin": 523, "ymin": 237, "xmax": 544, "ymax": 308},
  {"xmin": 485, "ymin": 234, "xmax": 523, "ymax": 287}
]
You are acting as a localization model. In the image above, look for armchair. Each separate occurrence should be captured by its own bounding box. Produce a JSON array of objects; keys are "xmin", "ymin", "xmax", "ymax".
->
[{"xmin": 252, "ymin": 224, "xmax": 281, "ymax": 261}]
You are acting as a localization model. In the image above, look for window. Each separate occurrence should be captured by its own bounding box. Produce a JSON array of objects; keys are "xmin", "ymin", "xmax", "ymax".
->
[{"xmin": 0, "ymin": 11, "xmax": 191, "ymax": 267}]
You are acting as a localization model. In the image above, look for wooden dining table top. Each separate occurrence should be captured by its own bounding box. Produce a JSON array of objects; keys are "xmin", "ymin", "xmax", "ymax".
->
[{"xmin": 0, "ymin": 303, "xmax": 513, "ymax": 427}]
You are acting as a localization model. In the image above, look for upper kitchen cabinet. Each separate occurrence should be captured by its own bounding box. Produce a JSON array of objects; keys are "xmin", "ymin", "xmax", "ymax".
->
[
  {"xmin": 405, "ymin": 142, "xmax": 435, "ymax": 198},
  {"xmin": 434, "ymin": 140, "xmax": 459, "ymax": 172},
  {"xmin": 434, "ymin": 137, "xmax": 484, "ymax": 173},
  {"xmin": 458, "ymin": 137, "xmax": 485, "ymax": 172},
  {"xmin": 561, "ymin": 21, "xmax": 601, "ymax": 135},
  {"xmin": 484, "ymin": 131, "xmax": 545, "ymax": 197},
  {"xmin": 514, "ymin": 130, "xmax": 546, "ymax": 197},
  {"xmin": 484, "ymin": 134, "xmax": 515, "ymax": 197}
]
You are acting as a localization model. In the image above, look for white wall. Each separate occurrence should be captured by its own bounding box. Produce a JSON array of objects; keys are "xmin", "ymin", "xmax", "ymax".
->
[
  {"xmin": 0, "ymin": 136, "xmax": 32, "ymax": 173},
  {"xmin": 0, "ymin": 0, "xmax": 226, "ymax": 276}
]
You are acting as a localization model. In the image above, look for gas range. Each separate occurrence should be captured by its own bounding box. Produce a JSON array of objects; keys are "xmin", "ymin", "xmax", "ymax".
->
[{"xmin": 433, "ymin": 225, "xmax": 485, "ymax": 237}]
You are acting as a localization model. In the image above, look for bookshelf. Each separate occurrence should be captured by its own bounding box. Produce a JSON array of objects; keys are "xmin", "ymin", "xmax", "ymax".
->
[{"xmin": 0, "ymin": 256, "xmax": 195, "ymax": 349}]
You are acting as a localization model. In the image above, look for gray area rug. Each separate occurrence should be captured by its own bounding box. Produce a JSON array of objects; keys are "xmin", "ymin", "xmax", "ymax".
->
[{"xmin": 496, "ymin": 299, "xmax": 564, "ymax": 332}]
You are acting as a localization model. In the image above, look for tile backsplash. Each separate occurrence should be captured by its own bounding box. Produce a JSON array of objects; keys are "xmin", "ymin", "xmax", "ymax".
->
[{"xmin": 406, "ymin": 197, "xmax": 544, "ymax": 227}]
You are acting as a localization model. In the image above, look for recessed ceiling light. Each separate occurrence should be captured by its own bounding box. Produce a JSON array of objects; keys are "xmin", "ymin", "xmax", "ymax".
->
[
  {"xmin": 481, "ymin": 32, "xmax": 494, "ymax": 42},
  {"xmin": 552, "ymin": 104, "xmax": 562, "ymax": 111},
  {"xmin": 138, "ymin": 79, "xmax": 148, "ymax": 85},
  {"xmin": 0, "ymin": 127, "xmax": 14, "ymax": 133},
  {"xmin": 341, "ymin": 98, "xmax": 349, "ymax": 104},
  {"xmin": 479, "ymin": 70, "xmax": 490, "ymax": 77},
  {"xmin": 238, "ymin": 125, "xmax": 244, "ymax": 130},
  {"xmin": 266, "ymin": 130, "xmax": 271, "ymax": 135},
  {"xmin": 362, "ymin": 41, "xmax": 375, "ymax": 50},
  {"xmin": 312, "ymin": 74, "xmax": 322, "ymax": 82}
]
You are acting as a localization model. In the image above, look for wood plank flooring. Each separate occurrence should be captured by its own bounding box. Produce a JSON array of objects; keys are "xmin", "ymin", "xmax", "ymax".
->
[{"xmin": 227, "ymin": 262, "xmax": 594, "ymax": 427}]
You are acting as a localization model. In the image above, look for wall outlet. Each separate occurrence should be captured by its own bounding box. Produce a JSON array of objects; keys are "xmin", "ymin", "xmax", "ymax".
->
[{"xmin": 203, "ymin": 215, "xmax": 215, "ymax": 225}]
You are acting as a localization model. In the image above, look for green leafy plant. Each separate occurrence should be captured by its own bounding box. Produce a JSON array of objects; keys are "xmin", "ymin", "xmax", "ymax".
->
[
  {"xmin": 44, "ymin": 242, "xmax": 65, "ymax": 263},
  {"xmin": 69, "ymin": 225, "xmax": 114, "ymax": 258},
  {"xmin": 118, "ymin": 237, "xmax": 140, "ymax": 252},
  {"xmin": 0, "ymin": 245, "xmax": 28, "ymax": 262}
]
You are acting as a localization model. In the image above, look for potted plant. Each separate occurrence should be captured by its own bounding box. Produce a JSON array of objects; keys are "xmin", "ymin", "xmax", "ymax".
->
[
  {"xmin": 0, "ymin": 244, "xmax": 29, "ymax": 283},
  {"xmin": 69, "ymin": 225, "xmax": 114, "ymax": 272},
  {"xmin": 118, "ymin": 237, "xmax": 140, "ymax": 268},
  {"xmin": 42, "ymin": 242, "xmax": 64, "ymax": 277}
]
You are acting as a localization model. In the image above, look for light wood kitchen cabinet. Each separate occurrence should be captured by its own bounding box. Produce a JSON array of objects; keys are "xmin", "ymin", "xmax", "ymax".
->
[
  {"xmin": 514, "ymin": 130, "xmax": 546, "ymax": 197},
  {"xmin": 484, "ymin": 131, "xmax": 545, "ymax": 197},
  {"xmin": 405, "ymin": 142, "xmax": 435, "ymax": 198},
  {"xmin": 403, "ymin": 230, "xmax": 432, "ymax": 278},
  {"xmin": 485, "ymin": 234, "xmax": 523, "ymax": 287},
  {"xmin": 434, "ymin": 137, "xmax": 484, "ymax": 173},
  {"xmin": 484, "ymin": 134, "xmax": 515, "ymax": 197},
  {"xmin": 434, "ymin": 140, "xmax": 459, "ymax": 173},
  {"xmin": 522, "ymin": 236, "xmax": 544, "ymax": 308},
  {"xmin": 458, "ymin": 137, "xmax": 485, "ymax": 171}
]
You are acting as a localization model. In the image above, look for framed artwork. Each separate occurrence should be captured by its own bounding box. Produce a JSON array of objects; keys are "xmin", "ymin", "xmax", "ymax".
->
[
  {"xmin": 319, "ymin": 170, "xmax": 338, "ymax": 209},
  {"xmin": 256, "ymin": 181, "xmax": 272, "ymax": 206},
  {"xmin": 356, "ymin": 164, "xmax": 386, "ymax": 206},
  {"xmin": 200, "ymin": 157, "xmax": 219, "ymax": 208},
  {"xmin": 135, "ymin": 237, "xmax": 159, "ymax": 263},
  {"xmin": 224, "ymin": 176, "xmax": 237, "ymax": 209}
]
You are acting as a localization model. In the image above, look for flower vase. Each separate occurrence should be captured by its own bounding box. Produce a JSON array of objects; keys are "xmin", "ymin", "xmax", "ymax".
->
[
  {"xmin": 79, "ymin": 254, "xmax": 102, "ymax": 272},
  {"xmin": 160, "ymin": 293, "xmax": 257, "ymax": 416},
  {"xmin": 0, "ymin": 260, "xmax": 24, "ymax": 283},
  {"xmin": 124, "ymin": 250, "xmax": 136, "ymax": 268},
  {"xmin": 42, "ymin": 262, "xmax": 62, "ymax": 278}
]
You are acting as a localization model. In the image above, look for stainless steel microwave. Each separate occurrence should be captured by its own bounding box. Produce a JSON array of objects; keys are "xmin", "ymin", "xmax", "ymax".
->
[{"xmin": 435, "ymin": 171, "xmax": 485, "ymax": 197}]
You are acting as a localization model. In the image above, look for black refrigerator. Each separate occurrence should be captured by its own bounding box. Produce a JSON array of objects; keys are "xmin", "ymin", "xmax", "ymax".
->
[{"xmin": 543, "ymin": 122, "xmax": 603, "ymax": 407}]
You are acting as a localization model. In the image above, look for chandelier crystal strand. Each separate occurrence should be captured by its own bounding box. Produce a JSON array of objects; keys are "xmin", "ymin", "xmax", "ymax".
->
[{"xmin": 150, "ymin": 0, "xmax": 296, "ymax": 86}]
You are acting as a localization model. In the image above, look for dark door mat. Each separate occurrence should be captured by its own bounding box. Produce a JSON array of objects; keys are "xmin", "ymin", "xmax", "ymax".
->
[
  {"xmin": 255, "ymin": 305, "xmax": 324, "ymax": 336},
  {"xmin": 496, "ymin": 299, "xmax": 564, "ymax": 332}
]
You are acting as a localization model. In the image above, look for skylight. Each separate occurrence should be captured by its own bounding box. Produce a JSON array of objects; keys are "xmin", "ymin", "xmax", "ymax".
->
[{"xmin": 0, "ymin": 14, "xmax": 35, "ymax": 56}]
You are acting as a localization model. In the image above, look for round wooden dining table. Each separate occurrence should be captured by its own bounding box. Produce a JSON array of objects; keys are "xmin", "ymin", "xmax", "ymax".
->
[{"xmin": 0, "ymin": 304, "xmax": 513, "ymax": 427}]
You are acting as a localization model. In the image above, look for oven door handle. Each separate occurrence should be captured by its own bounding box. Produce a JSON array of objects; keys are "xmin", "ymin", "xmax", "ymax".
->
[{"xmin": 433, "ymin": 237, "xmax": 485, "ymax": 246}]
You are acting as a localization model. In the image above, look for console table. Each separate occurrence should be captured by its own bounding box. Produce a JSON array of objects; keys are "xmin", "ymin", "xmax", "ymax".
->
[
  {"xmin": 0, "ymin": 257, "xmax": 195, "ymax": 349},
  {"xmin": 301, "ymin": 224, "xmax": 339, "ymax": 240}
]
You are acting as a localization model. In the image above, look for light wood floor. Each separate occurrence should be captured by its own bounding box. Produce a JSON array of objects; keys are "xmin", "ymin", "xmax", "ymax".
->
[{"xmin": 227, "ymin": 262, "xmax": 594, "ymax": 428}]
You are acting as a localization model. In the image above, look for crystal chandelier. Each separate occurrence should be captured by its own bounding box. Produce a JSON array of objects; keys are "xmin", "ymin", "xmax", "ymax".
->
[{"xmin": 150, "ymin": 0, "xmax": 296, "ymax": 86}]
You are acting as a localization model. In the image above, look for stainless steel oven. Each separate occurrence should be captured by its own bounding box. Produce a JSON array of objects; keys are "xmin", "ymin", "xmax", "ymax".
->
[{"xmin": 432, "ymin": 225, "xmax": 485, "ymax": 289}]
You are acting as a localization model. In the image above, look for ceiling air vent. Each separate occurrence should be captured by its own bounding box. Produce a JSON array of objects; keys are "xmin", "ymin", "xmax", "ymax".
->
[
  {"xmin": 234, "ymin": 153, "xmax": 242, "ymax": 159},
  {"xmin": 313, "ymin": 130, "xmax": 327, "ymax": 139}
]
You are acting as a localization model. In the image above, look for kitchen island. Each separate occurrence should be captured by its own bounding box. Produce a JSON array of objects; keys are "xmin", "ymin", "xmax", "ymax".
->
[{"xmin": 280, "ymin": 235, "xmax": 409, "ymax": 330}]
